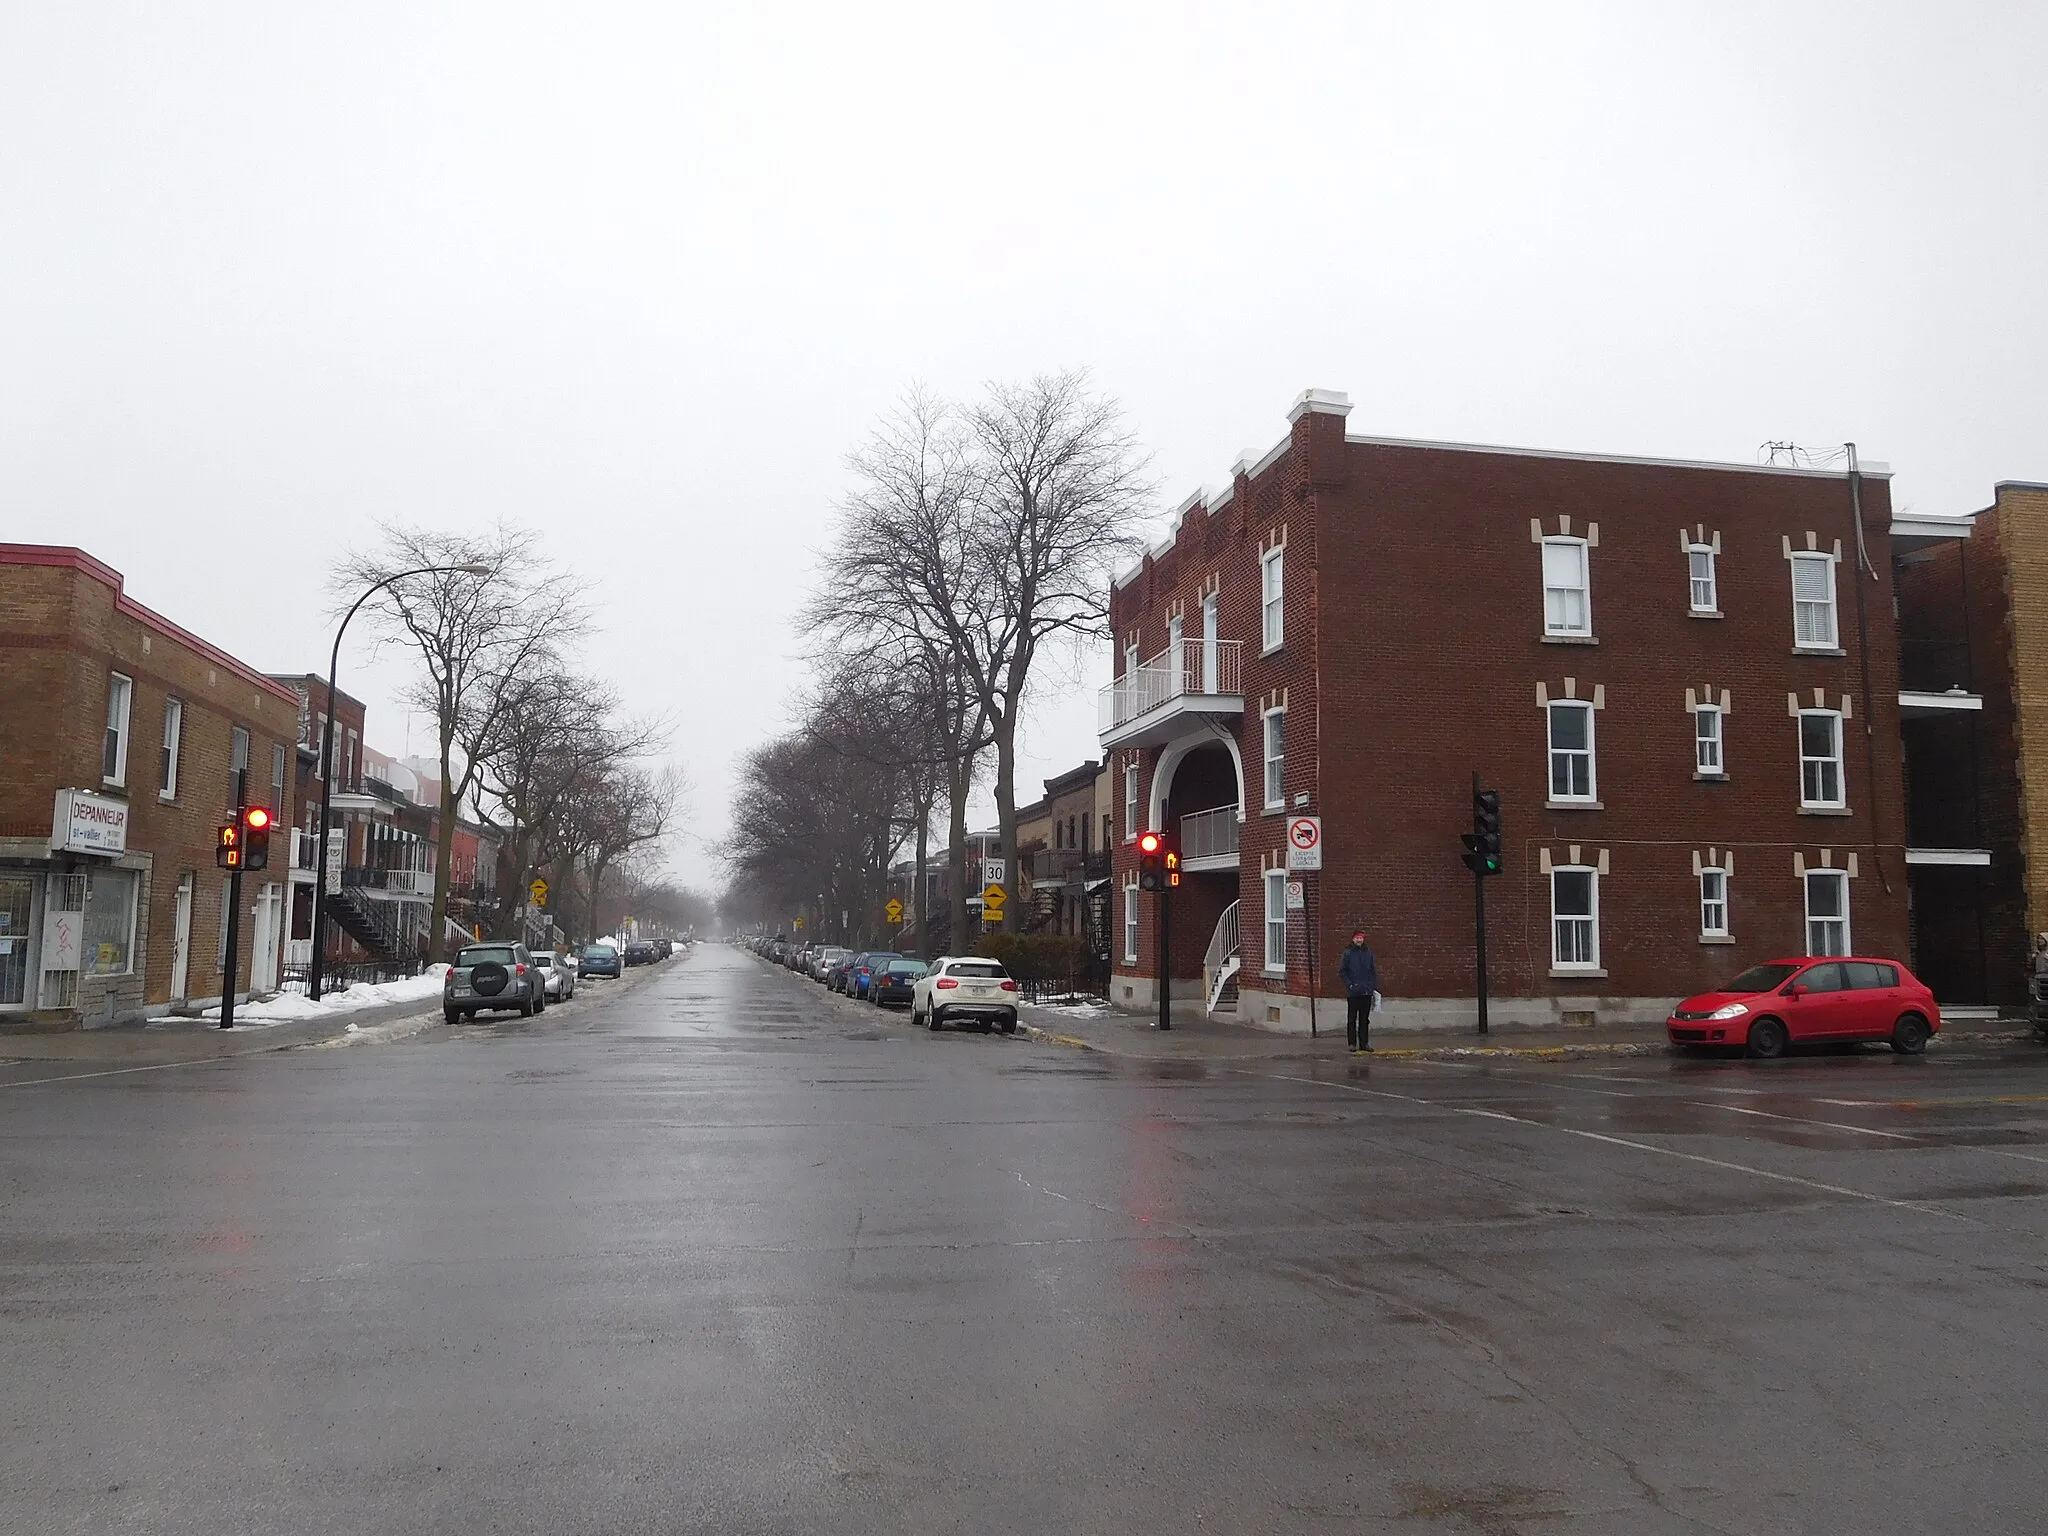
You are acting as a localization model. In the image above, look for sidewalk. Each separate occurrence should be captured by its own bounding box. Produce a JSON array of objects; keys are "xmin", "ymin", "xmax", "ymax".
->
[
  {"xmin": 0, "ymin": 992, "xmax": 444, "ymax": 1073},
  {"xmin": 1015, "ymin": 1000, "xmax": 2029, "ymax": 1064}
]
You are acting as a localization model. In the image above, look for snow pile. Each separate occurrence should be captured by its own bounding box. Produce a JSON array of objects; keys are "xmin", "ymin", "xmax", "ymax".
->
[
  {"xmin": 199, "ymin": 966, "xmax": 450, "ymax": 1023},
  {"xmin": 1032, "ymin": 997, "xmax": 1116, "ymax": 1020}
]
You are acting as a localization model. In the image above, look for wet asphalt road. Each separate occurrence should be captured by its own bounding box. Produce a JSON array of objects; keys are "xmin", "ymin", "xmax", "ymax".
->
[{"xmin": 8, "ymin": 947, "xmax": 2048, "ymax": 1534}]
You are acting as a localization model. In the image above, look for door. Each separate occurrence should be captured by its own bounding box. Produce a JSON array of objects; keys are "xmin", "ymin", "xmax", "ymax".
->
[
  {"xmin": 1167, "ymin": 614, "xmax": 1184, "ymax": 692},
  {"xmin": 1201, "ymin": 593, "xmax": 1218, "ymax": 693},
  {"xmin": 1787, "ymin": 962, "xmax": 1853, "ymax": 1039},
  {"xmin": 169, "ymin": 872, "xmax": 194, "ymax": 1001},
  {"xmin": 250, "ymin": 885, "xmax": 279, "ymax": 993},
  {"xmin": 0, "ymin": 873, "xmax": 35, "ymax": 1009},
  {"xmin": 1844, "ymin": 960, "xmax": 1902, "ymax": 1038}
]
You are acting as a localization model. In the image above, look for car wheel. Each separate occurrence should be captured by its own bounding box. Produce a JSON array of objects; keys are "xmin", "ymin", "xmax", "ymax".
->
[
  {"xmin": 444, "ymin": 1005, "xmax": 462, "ymax": 1025},
  {"xmin": 999, "ymin": 1015, "xmax": 1017, "ymax": 1035},
  {"xmin": 518, "ymin": 994, "xmax": 535, "ymax": 1019},
  {"xmin": 1891, "ymin": 1013, "xmax": 1932, "ymax": 1055},
  {"xmin": 1746, "ymin": 1017, "xmax": 1788, "ymax": 1059},
  {"xmin": 928, "ymin": 1007, "xmax": 944, "ymax": 1032}
]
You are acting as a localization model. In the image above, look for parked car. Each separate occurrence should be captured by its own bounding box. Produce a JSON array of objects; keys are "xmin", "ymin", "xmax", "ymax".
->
[
  {"xmin": 869, "ymin": 958, "xmax": 926, "ymax": 1010},
  {"xmin": 579, "ymin": 943, "xmax": 623, "ymax": 979},
  {"xmin": 825, "ymin": 952, "xmax": 860, "ymax": 992},
  {"xmin": 623, "ymin": 940, "xmax": 657, "ymax": 966},
  {"xmin": 850, "ymin": 952, "xmax": 900, "ymax": 998},
  {"xmin": 531, "ymin": 949, "xmax": 577, "ymax": 1001},
  {"xmin": 910, "ymin": 956, "xmax": 1019, "ymax": 1033},
  {"xmin": 811, "ymin": 946, "xmax": 850, "ymax": 983},
  {"xmin": 445, "ymin": 942, "xmax": 545, "ymax": 1023},
  {"xmin": 654, "ymin": 938, "xmax": 674, "ymax": 959},
  {"xmin": 1667, "ymin": 957, "xmax": 1940, "ymax": 1058}
]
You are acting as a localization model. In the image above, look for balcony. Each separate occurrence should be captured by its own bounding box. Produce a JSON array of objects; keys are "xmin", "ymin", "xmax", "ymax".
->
[
  {"xmin": 343, "ymin": 865, "xmax": 434, "ymax": 903},
  {"xmin": 1098, "ymin": 639, "xmax": 1243, "ymax": 750},
  {"xmin": 1179, "ymin": 804, "xmax": 1240, "ymax": 870}
]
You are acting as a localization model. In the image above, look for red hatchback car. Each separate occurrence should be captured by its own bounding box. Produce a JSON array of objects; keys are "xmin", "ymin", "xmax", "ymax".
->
[{"xmin": 1667, "ymin": 957, "xmax": 1941, "ymax": 1058}]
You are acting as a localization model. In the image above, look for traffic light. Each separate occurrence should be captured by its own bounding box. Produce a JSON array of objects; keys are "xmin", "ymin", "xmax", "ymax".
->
[
  {"xmin": 1137, "ymin": 830, "xmax": 1165, "ymax": 891},
  {"xmin": 1165, "ymin": 844, "xmax": 1181, "ymax": 889},
  {"xmin": 241, "ymin": 806, "xmax": 273, "ymax": 871},
  {"xmin": 1462, "ymin": 787, "xmax": 1503, "ymax": 876},
  {"xmin": 216, "ymin": 819, "xmax": 242, "ymax": 870}
]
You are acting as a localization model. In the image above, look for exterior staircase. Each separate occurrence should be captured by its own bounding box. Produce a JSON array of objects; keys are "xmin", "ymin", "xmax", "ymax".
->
[
  {"xmin": 328, "ymin": 886, "xmax": 403, "ymax": 964},
  {"xmin": 1203, "ymin": 900, "xmax": 1241, "ymax": 1017}
]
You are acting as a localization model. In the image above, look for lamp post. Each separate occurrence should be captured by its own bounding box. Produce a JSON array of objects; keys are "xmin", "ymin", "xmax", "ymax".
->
[{"xmin": 308, "ymin": 563, "xmax": 490, "ymax": 1001}]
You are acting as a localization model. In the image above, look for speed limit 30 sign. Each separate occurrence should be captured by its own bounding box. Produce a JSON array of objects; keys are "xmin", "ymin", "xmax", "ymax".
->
[{"xmin": 1286, "ymin": 815, "xmax": 1323, "ymax": 871}]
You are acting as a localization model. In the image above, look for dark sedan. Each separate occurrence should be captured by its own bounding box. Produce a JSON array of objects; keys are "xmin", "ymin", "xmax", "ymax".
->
[
  {"xmin": 850, "ymin": 952, "xmax": 900, "ymax": 998},
  {"xmin": 578, "ymin": 944, "xmax": 623, "ymax": 979},
  {"xmin": 869, "ymin": 958, "xmax": 926, "ymax": 1009},
  {"xmin": 623, "ymin": 941, "xmax": 657, "ymax": 966}
]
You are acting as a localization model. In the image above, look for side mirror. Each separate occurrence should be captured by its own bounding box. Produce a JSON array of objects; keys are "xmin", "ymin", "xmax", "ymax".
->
[{"xmin": 1782, "ymin": 984, "xmax": 1806, "ymax": 1000}]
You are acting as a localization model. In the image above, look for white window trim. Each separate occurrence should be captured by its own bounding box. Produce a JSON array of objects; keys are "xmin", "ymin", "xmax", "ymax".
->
[
  {"xmin": 1699, "ymin": 867, "xmax": 1730, "ymax": 940},
  {"xmin": 1550, "ymin": 865, "xmax": 1601, "ymax": 972},
  {"xmin": 1122, "ymin": 882, "xmax": 1139, "ymax": 964},
  {"xmin": 1260, "ymin": 546, "xmax": 1285, "ymax": 654},
  {"xmin": 1262, "ymin": 868, "xmax": 1288, "ymax": 975},
  {"xmin": 1790, "ymin": 550, "xmax": 1840, "ymax": 650},
  {"xmin": 103, "ymin": 673, "xmax": 133, "ymax": 787},
  {"xmin": 1262, "ymin": 707, "xmax": 1286, "ymax": 812},
  {"xmin": 1805, "ymin": 869, "xmax": 1851, "ymax": 957},
  {"xmin": 159, "ymin": 697, "xmax": 183, "ymax": 801},
  {"xmin": 1798, "ymin": 709, "xmax": 1846, "ymax": 809},
  {"xmin": 271, "ymin": 741, "xmax": 288, "ymax": 820},
  {"xmin": 1541, "ymin": 536, "xmax": 1592, "ymax": 638},
  {"xmin": 1695, "ymin": 703, "xmax": 1724, "ymax": 777},
  {"xmin": 1687, "ymin": 544, "xmax": 1718, "ymax": 614},
  {"xmin": 1123, "ymin": 763, "xmax": 1139, "ymax": 843},
  {"xmin": 1547, "ymin": 700, "xmax": 1598, "ymax": 803}
]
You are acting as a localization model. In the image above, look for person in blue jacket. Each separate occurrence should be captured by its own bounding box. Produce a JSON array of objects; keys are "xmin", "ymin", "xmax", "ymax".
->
[{"xmin": 1339, "ymin": 930, "xmax": 1378, "ymax": 1052}]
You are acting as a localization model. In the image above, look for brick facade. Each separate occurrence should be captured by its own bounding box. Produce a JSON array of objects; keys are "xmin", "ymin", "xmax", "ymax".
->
[
  {"xmin": 1105, "ymin": 394, "xmax": 1913, "ymax": 1031},
  {"xmin": 0, "ymin": 546, "xmax": 301, "ymax": 1025}
]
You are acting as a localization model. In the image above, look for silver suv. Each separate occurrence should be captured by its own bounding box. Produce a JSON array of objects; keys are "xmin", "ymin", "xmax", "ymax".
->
[{"xmin": 445, "ymin": 942, "xmax": 546, "ymax": 1023}]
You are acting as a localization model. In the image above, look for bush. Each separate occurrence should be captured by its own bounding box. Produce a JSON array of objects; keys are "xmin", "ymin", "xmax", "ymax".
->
[{"xmin": 973, "ymin": 932, "xmax": 1090, "ymax": 984}]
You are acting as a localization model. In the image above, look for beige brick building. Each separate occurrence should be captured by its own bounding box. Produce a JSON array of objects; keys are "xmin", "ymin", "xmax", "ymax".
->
[{"xmin": 0, "ymin": 545, "xmax": 300, "ymax": 1026}]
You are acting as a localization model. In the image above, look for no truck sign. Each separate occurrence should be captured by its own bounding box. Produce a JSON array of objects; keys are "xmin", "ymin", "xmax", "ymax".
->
[{"xmin": 1286, "ymin": 815, "xmax": 1323, "ymax": 871}]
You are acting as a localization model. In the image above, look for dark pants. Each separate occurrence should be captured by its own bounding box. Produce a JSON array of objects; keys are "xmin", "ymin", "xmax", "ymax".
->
[{"xmin": 1346, "ymin": 994, "xmax": 1372, "ymax": 1046}]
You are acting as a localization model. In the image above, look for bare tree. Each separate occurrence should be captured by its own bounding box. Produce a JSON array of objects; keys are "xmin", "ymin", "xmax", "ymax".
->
[
  {"xmin": 568, "ymin": 765, "xmax": 684, "ymax": 942},
  {"xmin": 335, "ymin": 524, "xmax": 589, "ymax": 962}
]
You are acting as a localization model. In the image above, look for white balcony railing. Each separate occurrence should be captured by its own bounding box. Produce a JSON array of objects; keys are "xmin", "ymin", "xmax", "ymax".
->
[
  {"xmin": 291, "ymin": 828, "xmax": 321, "ymax": 871},
  {"xmin": 1180, "ymin": 804, "xmax": 1240, "ymax": 862},
  {"xmin": 1098, "ymin": 639, "xmax": 1243, "ymax": 735}
]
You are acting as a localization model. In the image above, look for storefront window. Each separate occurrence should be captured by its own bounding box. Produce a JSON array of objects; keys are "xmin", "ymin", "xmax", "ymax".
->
[{"xmin": 81, "ymin": 868, "xmax": 138, "ymax": 977}]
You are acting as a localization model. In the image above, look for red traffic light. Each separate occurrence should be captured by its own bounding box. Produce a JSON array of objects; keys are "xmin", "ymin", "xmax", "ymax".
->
[
  {"xmin": 1137, "ymin": 831, "xmax": 1163, "ymax": 855},
  {"xmin": 243, "ymin": 806, "xmax": 271, "ymax": 830}
]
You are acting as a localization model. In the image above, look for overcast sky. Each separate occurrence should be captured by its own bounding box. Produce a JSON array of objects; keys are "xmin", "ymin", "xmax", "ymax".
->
[{"xmin": 6, "ymin": 2, "xmax": 2043, "ymax": 888}]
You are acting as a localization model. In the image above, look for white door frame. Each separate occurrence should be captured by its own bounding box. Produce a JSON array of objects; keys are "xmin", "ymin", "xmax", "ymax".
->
[
  {"xmin": 250, "ymin": 884, "xmax": 280, "ymax": 993},
  {"xmin": 170, "ymin": 872, "xmax": 194, "ymax": 1001}
]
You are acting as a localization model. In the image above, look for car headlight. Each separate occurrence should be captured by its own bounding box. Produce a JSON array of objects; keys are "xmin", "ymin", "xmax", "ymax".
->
[{"xmin": 1707, "ymin": 1002, "xmax": 1750, "ymax": 1020}]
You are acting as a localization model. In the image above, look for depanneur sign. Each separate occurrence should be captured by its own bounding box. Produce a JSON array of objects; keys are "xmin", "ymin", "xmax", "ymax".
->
[{"xmin": 51, "ymin": 788, "xmax": 129, "ymax": 856}]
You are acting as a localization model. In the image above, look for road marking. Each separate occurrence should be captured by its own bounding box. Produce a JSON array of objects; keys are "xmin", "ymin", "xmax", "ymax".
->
[
  {"xmin": 1241, "ymin": 1069, "xmax": 1972, "ymax": 1222},
  {"xmin": 0, "ymin": 1057, "xmax": 234, "ymax": 1088},
  {"xmin": 1694, "ymin": 1101, "xmax": 1917, "ymax": 1140}
]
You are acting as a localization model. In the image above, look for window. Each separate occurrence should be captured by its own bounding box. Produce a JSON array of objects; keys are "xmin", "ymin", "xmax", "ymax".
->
[
  {"xmin": 271, "ymin": 742, "xmax": 288, "ymax": 821},
  {"xmin": 1805, "ymin": 870, "xmax": 1850, "ymax": 955},
  {"xmin": 1799, "ymin": 710, "xmax": 1844, "ymax": 808},
  {"xmin": 1547, "ymin": 702, "xmax": 1596, "ymax": 801},
  {"xmin": 159, "ymin": 698, "xmax": 184, "ymax": 800},
  {"xmin": 1791, "ymin": 552, "xmax": 1838, "ymax": 648},
  {"xmin": 1542, "ymin": 538, "xmax": 1591, "ymax": 636},
  {"xmin": 81, "ymin": 868, "xmax": 139, "ymax": 977},
  {"xmin": 230, "ymin": 725, "xmax": 250, "ymax": 802},
  {"xmin": 314, "ymin": 713, "xmax": 327, "ymax": 779},
  {"xmin": 1688, "ymin": 545, "xmax": 1717, "ymax": 612},
  {"xmin": 1262, "ymin": 708, "xmax": 1286, "ymax": 811},
  {"xmin": 1123, "ymin": 883, "xmax": 1139, "ymax": 963},
  {"xmin": 1700, "ymin": 868, "xmax": 1729, "ymax": 938},
  {"xmin": 1264, "ymin": 869, "xmax": 1288, "ymax": 974},
  {"xmin": 1123, "ymin": 763, "xmax": 1139, "ymax": 841},
  {"xmin": 1695, "ymin": 704, "xmax": 1724, "ymax": 776},
  {"xmin": 1123, "ymin": 643, "xmax": 1138, "ymax": 679},
  {"xmin": 1261, "ymin": 546, "xmax": 1284, "ymax": 651},
  {"xmin": 345, "ymin": 728, "xmax": 358, "ymax": 790},
  {"xmin": 1167, "ymin": 612, "xmax": 1183, "ymax": 668},
  {"xmin": 1551, "ymin": 867, "xmax": 1599, "ymax": 968},
  {"xmin": 102, "ymin": 673, "xmax": 133, "ymax": 785}
]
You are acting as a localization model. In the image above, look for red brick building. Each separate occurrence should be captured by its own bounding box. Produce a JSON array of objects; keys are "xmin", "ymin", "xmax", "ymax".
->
[
  {"xmin": 0, "ymin": 546, "xmax": 300, "ymax": 1024},
  {"xmin": 1104, "ymin": 391, "xmax": 1924, "ymax": 1032}
]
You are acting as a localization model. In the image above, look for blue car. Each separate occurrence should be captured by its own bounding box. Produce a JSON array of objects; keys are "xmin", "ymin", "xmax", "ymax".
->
[{"xmin": 578, "ymin": 944, "xmax": 623, "ymax": 979}]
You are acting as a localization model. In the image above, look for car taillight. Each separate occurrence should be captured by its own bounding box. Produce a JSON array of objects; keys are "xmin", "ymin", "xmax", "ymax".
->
[
  {"xmin": 515, "ymin": 964, "xmax": 526, "ymax": 975},
  {"xmin": 936, "ymin": 978, "xmax": 959, "ymax": 989},
  {"xmin": 999, "ymin": 980, "xmax": 1017, "ymax": 991}
]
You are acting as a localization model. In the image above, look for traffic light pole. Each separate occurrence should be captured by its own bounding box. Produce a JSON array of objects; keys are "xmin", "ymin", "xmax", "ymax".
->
[
  {"xmin": 220, "ymin": 769, "xmax": 246, "ymax": 1029},
  {"xmin": 1155, "ymin": 886, "xmax": 1172, "ymax": 1031},
  {"xmin": 1472, "ymin": 770, "xmax": 1489, "ymax": 1036}
]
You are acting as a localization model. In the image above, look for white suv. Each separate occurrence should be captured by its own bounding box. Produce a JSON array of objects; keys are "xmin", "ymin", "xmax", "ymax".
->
[{"xmin": 910, "ymin": 956, "xmax": 1019, "ymax": 1034}]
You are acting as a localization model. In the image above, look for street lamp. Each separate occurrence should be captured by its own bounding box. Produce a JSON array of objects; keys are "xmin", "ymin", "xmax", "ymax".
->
[{"xmin": 308, "ymin": 562, "xmax": 491, "ymax": 1001}]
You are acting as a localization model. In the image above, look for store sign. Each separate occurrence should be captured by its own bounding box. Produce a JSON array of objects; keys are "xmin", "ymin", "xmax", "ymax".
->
[{"xmin": 51, "ymin": 789, "xmax": 128, "ymax": 856}]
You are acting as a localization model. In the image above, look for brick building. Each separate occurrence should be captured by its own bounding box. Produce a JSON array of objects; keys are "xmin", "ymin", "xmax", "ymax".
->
[
  {"xmin": 1103, "ymin": 391, "xmax": 1924, "ymax": 1032},
  {"xmin": 0, "ymin": 546, "xmax": 300, "ymax": 1025},
  {"xmin": 1894, "ymin": 481, "xmax": 2048, "ymax": 1008}
]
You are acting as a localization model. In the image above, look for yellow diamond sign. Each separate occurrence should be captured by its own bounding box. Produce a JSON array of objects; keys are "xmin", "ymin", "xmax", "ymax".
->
[
  {"xmin": 529, "ymin": 878, "xmax": 549, "ymax": 907},
  {"xmin": 980, "ymin": 883, "xmax": 1006, "ymax": 909},
  {"xmin": 885, "ymin": 898, "xmax": 904, "ymax": 923}
]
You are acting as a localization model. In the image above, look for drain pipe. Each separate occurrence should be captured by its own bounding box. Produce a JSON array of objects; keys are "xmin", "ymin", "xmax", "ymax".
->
[{"xmin": 1847, "ymin": 444, "xmax": 1893, "ymax": 895}]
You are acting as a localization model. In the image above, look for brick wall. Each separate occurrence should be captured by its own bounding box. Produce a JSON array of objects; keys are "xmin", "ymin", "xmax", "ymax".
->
[{"xmin": 1993, "ymin": 485, "xmax": 2048, "ymax": 949}]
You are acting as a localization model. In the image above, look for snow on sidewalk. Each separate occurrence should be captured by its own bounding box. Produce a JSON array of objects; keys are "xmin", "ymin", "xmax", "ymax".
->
[{"xmin": 194, "ymin": 966, "xmax": 451, "ymax": 1024}]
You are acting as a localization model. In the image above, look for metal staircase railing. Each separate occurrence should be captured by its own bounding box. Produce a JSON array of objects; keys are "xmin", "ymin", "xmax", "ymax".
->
[{"xmin": 1203, "ymin": 900, "xmax": 1241, "ymax": 1016}]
